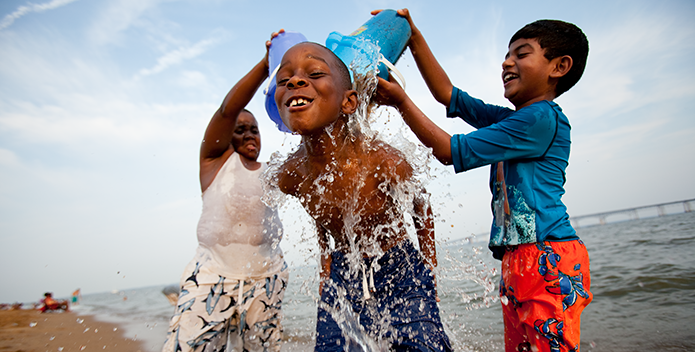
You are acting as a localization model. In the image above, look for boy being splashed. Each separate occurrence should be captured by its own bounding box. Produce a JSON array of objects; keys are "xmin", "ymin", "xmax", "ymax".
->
[{"xmin": 270, "ymin": 42, "xmax": 452, "ymax": 351}]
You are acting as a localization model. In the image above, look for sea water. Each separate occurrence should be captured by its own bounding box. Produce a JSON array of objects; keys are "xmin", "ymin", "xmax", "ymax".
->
[
  {"xmin": 76, "ymin": 211, "xmax": 695, "ymax": 352},
  {"xmin": 75, "ymin": 37, "xmax": 695, "ymax": 350}
]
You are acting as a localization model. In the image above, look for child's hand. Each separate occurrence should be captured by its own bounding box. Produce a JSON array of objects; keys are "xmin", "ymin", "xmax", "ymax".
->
[
  {"xmin": 264, "ymin": 29, "xmax": 285, "ymax": 69},
  {"xmin": 374, "ymin": 75, "xmax": 407, "ymax": 108},
  {"xmin": 371, "ymin": 8, "xmax": 418, "ymax": 40}
]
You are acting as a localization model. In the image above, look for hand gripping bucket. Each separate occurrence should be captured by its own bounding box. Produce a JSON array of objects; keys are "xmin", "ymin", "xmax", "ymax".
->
[
  {"xmin": 325, "ymin": 9, "xmax": 411, "ymax": 87},
  {"xmin": 264, "ymin": 31, "xmax": 307, "ymax": 133}
]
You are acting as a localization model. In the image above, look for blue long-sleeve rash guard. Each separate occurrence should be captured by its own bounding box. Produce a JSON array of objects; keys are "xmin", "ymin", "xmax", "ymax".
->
[{"xmin": 447, "ymin": 87, "xmax": 577, "ymax": 260}]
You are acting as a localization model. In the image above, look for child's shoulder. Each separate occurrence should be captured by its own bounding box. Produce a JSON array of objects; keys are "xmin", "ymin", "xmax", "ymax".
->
[
  {"xmin": 512, "ymin": 100, "xmax": 563, "ymax": 121},
  {"xmin": 277, "ymin": 146, "xmax": 309, "ymax": 195},
  {"xmin": 365, "ymin": 141, "xmax": 413, "ymax": 179}
]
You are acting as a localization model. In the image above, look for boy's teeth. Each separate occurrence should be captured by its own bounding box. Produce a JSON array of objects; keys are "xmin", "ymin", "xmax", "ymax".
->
[{"xmin": 289, "ymin": 98, "xmax": 308, "ymax": 107}]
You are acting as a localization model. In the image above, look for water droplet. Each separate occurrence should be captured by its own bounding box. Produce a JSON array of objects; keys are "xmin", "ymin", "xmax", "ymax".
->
[
  {"xmin": 83, "ymin": 328, "xmax": 90, "ymax": 333},
  {"xmin": 29, "ymin": 322, "xmax": 37, "ymax": 327},
  {"xmin": 50, "ymin": 336, "xmax": 55, "ymax": 340}
]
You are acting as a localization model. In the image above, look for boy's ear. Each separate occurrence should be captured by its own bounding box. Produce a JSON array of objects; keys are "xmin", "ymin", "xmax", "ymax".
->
[
  {"xmin": 341, "ymin": 89, "xmax": 359, "ymax": 115},
  {"xmin": 550, "ymin": 55, "xmax": 573, "ymax": 78}
]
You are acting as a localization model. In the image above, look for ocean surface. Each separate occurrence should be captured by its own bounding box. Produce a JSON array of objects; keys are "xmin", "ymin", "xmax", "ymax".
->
[{"xmin": 75, "ymin": 211, "xmax": 695, "ymax": 351}]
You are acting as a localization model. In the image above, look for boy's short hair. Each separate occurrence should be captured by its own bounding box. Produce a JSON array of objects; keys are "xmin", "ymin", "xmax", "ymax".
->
[
  {"xmin": 510, "ymin": 19, "xmax": 589, "ymax": 97},
  {"xmin": 306, "ymin": 42, "xmax": 352, "ymax": 91}
]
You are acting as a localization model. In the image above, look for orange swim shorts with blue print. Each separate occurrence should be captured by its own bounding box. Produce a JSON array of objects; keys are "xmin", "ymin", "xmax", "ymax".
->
[{"xmin": 499, "ymin": 240, "xmax": 592, "ymax": 352}]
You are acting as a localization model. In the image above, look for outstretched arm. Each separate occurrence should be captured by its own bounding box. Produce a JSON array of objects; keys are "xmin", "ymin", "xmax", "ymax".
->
[
  {"xmin": 372, "ymin": 8, "xmax": 453, "ymax": 106},
  {"xmin": 374, "ymin": 76, "xmax": 453, "ymax": 165},
  {"xmin": 199, "ymin": 30, "xmax": 282, "ymax": 192}
]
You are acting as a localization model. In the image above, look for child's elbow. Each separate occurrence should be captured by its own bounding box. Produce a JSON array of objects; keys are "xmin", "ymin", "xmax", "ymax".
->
[
  {"xmin": 434, "ymin": 151, "xmax": 453, "ymax": 166},
  {"xmin": 435, "ymin": 90, "xmax": 452, "ymax": 107}
]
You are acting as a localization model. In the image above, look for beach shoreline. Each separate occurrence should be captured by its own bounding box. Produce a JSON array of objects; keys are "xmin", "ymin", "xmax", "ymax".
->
[{"xmin": 0, "ymin": 308, "xmax": 147, "ymax": 352}]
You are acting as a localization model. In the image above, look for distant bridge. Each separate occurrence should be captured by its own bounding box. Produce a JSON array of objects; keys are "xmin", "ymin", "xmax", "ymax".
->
[{"xmin": 570, "ymin": 198, "xmax": 694, "ymax": 228}]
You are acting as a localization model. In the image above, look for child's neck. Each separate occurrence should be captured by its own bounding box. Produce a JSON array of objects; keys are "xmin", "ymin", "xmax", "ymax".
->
[
  {"xmin": 302, "ymin": 118, "xmax": 361, "ymax": 162},
  {"xmin": 513, "ymin": 86, "xmax": 558, "ymax": 110}
]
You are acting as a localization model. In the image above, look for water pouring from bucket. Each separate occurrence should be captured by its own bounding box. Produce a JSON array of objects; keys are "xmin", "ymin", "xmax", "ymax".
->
[
  {"xmin": 326, "ymin": 9, "xmax": 410, "ymax": 88},
  {"xmin": 264, "ymin": 11, "xmax": 410, "ymax": 133},
  {"xmin": 260, "ymin": 11, "xmax": 500, "ymax": 351}
]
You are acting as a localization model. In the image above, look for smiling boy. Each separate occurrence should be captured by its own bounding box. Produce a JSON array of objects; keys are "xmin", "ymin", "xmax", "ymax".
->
[
  {"xmin": 272, "ymin": 42, "xmax": 451, "ymax": 351},
  {"xmin": 375, "ymin": 9, "xmax": 591, "ymax": 352}
]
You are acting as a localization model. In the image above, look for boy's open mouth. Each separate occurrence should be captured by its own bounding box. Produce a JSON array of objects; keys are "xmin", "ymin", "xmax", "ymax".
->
[
  {"xmin": 503, "ymin": 72, "xmax": 518, "ymax": 84},
  {"xmin": 287, "ymin": 97, "xmax": 313, "ymax": 107}
]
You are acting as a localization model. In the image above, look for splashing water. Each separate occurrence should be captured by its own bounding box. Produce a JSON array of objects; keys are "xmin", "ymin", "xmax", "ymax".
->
[{"xmin": 262, "ymin": 38, "xmax": 498, "ymax": 351}]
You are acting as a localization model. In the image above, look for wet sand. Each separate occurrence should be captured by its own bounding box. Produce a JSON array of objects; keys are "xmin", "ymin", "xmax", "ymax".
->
[{"xmin": 0, "ymin": 309, "xmax": 146, "ymax": 352}]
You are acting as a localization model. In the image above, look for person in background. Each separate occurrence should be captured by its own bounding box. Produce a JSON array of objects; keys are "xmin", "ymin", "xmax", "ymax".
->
[
  {"xmin": 162, "ymin": 31, "xmax": 288, "ymax": 352},
  {"xmin": 40, "ymin": 292, "xmax": 69, "ymax": 313},
  {"xmin": 71, "ymin": 288, "xmax": 81, "ymax": 306}
]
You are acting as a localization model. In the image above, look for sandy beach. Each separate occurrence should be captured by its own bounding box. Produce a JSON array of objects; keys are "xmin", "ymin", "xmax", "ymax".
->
[{"xmin": 0, "ymin": 308, "xmax": 146, "ymax": 352}]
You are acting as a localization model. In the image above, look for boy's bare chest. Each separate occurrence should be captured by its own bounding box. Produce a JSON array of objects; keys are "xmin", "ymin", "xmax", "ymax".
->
[{"xmin": 296, "ymin": 162, "xmax": 391, "ymax": 225}]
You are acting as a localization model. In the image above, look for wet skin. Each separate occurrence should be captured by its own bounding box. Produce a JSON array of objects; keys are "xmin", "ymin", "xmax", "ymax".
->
[{"xmin": 274, "ymin": 43, "xmax": 416, "ymax": 255}]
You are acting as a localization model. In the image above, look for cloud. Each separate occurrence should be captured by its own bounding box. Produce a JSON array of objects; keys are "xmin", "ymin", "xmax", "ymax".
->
[
  {"xmin": 177, "ymin": 70, "xmax": 209, "ymax": 88},
  {"xmin": 0, "ymin": 148, "xmax": 19, "ymax": 167},
  {"xmin": 0, "ymin": 97, "xmax": 210, "ymax": 154},
  {"xmin": 560, "ymin": 8, "xmax": 695, "ymax": 126},
  {"xmin": 135, "ymin": 36, "xmax": 221, "ymax": 78},
  {"xmin": 0, "ymin": 0, "xmax": 78, "ymax": 30},
  {"xmin": 88, "ymin": 0, "xmax": 167, "ymax": 45}
]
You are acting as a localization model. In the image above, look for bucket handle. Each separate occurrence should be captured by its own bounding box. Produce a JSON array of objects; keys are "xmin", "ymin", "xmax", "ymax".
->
[
  {"xmin": 263, "ymin": 64, "xmax": 282, "ymax": 95},
  {"xmin": 378, "ymin": 54, "xmax": 406, "ymax": 90}
]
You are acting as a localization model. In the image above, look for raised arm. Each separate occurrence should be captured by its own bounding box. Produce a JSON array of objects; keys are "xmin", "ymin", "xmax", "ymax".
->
[
  {"xmin": 199, "ymin": 30, "xmax": 282, "ymax": 192},
  {"xmin": 372, "ymin": 8, "xmax": 453, "ymax": 106},
  {"xmin": 374, "ymin": 77, "xmax": 453, "ymax": 165}
]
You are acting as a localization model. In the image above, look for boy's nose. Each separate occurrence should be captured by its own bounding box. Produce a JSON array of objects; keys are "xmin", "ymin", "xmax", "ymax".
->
[
  {"xmin": 502, "ymin": 57, "xmax": 514, "ymax": 69},
  {"xmin": 287, "ymin": 76, "xmax": 307, "ymax": 89}
]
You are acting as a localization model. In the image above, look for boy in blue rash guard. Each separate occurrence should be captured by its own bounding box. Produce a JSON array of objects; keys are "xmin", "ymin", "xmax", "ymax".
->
[{"xmin": 375, "ymin": 9, "xmax": 591, "ymax": 352}]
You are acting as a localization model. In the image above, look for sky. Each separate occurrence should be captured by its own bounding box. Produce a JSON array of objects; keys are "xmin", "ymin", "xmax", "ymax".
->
[{"xmin": 1, "ymin": 0, "xmax": 693, "ymax": 303}]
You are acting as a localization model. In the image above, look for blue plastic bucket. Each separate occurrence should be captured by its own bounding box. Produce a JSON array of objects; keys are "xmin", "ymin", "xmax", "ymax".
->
[
  {"xmin": 264, "ymin": 31, "xmax": 307, "ymax": 133},
  {"xmin": 325, "ymin": 9, "xmax": 411, "ymax": 81}
]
